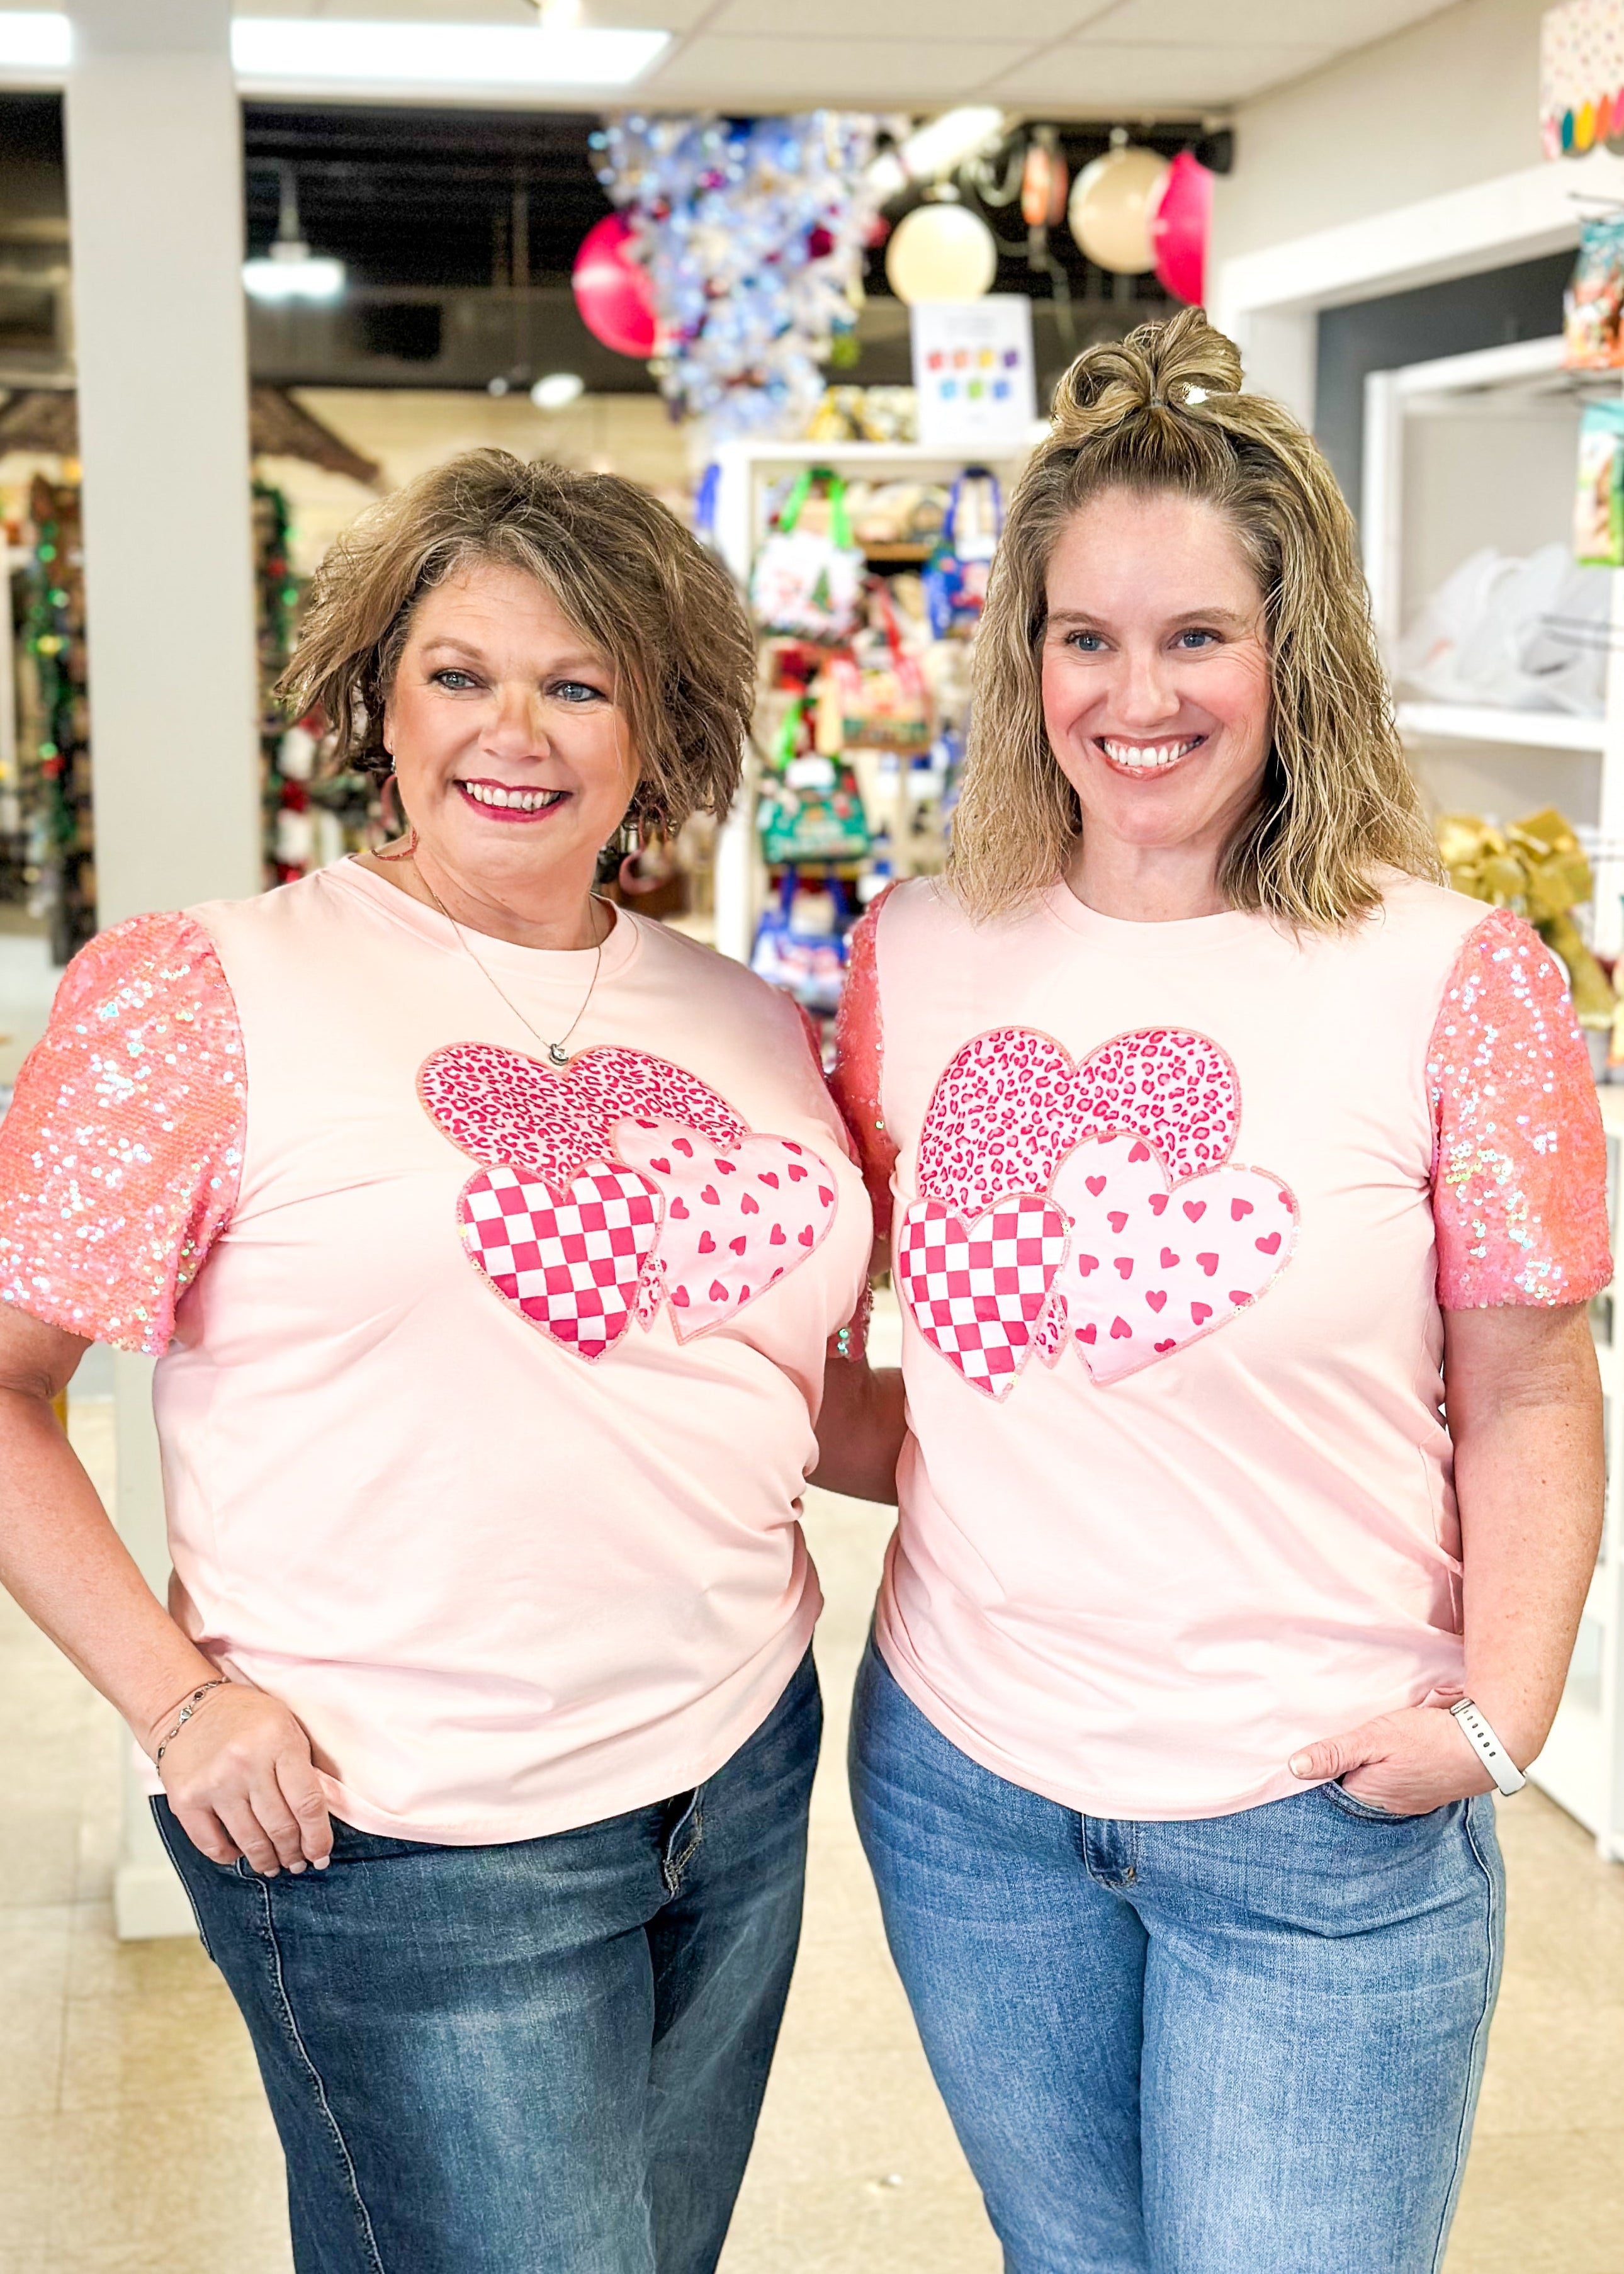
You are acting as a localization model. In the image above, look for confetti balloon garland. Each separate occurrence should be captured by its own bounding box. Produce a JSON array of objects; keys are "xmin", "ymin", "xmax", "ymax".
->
[{"xmin": 591, "ymin": 113, "xmax": 884, "ymax": 439}]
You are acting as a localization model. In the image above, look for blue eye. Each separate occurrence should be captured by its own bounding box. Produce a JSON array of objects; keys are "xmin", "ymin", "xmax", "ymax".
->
[
  {"xmin": 1068, "ymin": 630, "xmax": 1105, "ymax": 653},
  {"xmin": 553, "ymin": 680, "xmax": 605, "ymax": 703},
  {"xmin": 432, "ymin": 669, "xmax": 479, "ymax": 690},
  {"xmin": 1176, "ymin": 628, "xmax": 1219, "ymax": 649}
]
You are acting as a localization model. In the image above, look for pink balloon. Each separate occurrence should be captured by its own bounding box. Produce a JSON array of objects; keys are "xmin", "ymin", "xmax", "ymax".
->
[
  {"xmin": 572, "ymin": 213, "xmax": 657, "ymax": 359},
  {"xmin": 1151, "ymin": 151, "xmax": 1214, "ymax": 308}
]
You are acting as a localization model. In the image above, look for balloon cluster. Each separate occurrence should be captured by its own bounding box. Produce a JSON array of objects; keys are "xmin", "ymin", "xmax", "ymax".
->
[
  {"xmin": 589, "ymin": 113, "xmax": 884, "ymax": 439},
  {"xmin": 1068, "ymin": 146, "xmax": 1214, "ymax": 305}
]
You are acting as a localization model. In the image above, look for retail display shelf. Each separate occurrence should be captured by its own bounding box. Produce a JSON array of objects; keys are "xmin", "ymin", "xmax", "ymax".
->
[{"xmin": 1394, "ymin": 701, "xmax": 1607, "ymax": 753}]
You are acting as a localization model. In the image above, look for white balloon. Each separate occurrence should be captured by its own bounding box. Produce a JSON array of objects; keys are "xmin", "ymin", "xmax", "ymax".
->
[
  {"xmin": 885, "ymin": 202, "xmax": 998, "ymax": 305},
  {"xmin": 1068, "ymin": 147, "xmax": 1171, "ymax": 274}
]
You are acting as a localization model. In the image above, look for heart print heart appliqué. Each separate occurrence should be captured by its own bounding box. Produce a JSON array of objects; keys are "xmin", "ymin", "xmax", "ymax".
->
[
  {"xmin": 1051, "ymin": 1133, "xmax": 1297, "ymax": 1386},
  {"xmin": 613, "ymin": 1117, "xmax": 837, "ymax": 1338},
  {"xmin": 901, "ymin": 1024, "xmax": 1297, "ymax": 1394},
  {"xmin": 419, "ymin": 1043, "xmax": 838, "ymax": 1360}
]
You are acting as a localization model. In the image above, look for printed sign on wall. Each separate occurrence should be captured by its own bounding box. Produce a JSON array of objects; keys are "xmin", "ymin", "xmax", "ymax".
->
[
  {"xmin": 1542, "ymin": 0, "xmax": 1624, "ymax": 156},
  {"xmin": 911, "ymin": 297, "xmax": 1037, "ymax": 452}
]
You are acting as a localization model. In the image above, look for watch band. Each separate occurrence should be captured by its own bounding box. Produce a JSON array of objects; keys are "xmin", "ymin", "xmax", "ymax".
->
[{"xmin": 1450, "ymin": 1699, "xmax": 1526, "ymax": 1796}]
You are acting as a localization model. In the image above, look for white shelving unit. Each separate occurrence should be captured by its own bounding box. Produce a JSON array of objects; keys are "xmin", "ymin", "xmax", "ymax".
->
[
  {"xmin": 1365, "ymin": 334, "xmax": 1624, "ymax": 1856},
  {"xmin": 708, "ymin": 436, "xmax": 1030, "ymax": 966},
  {"xmin": 1394, "ymin": 701, "xmax": 1607, "ymax": 754},
  {"xmin": 1365, "ymin": 333, "xmax": 1624, "ymax": 956}
]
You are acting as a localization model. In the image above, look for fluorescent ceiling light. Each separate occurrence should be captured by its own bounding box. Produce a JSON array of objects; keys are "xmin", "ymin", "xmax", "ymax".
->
[
  {"xmin": 0, "ymin": 13, "xmax": 70, "ymax": 70},
  {"xmin": 231, "ymin": 18, "xmax": 669, "ymax": 91}
]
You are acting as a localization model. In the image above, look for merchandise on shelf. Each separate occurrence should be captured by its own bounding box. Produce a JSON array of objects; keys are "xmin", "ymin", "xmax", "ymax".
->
[
  {"xmin": 1564, "ymin": 216, "xmax": 1624, "ymax": 369},
  {"xmin": 806, "ymin": 387, "xmax": 920, "ymax": 446},
  {"xmin": 1394, "ymin": 543, "xmax": 1610, "ymax": 715},
  {"xmin": 1575, "ymin": 399, "xmax": 1624, "ymax": 566},
  {"xmin": 21, "ymin": 477, "xmax": 93, "ymax": 963},
  {"xmin": 255, "ymin": 482, "xmax": 304, "ymax": 886},
  {"xmin": 744, "ymin": 464, "xmax": 984, "ymax": 1024}
]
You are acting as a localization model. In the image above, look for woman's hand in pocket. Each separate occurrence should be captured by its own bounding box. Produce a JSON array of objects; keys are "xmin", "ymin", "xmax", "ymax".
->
[
  {"xmin": 1288, "ymin": 1705, "xmax": 1495, "ymax": 1816},
  {"xmin": 150, "ymin": 1683, "xmax": 333, "ymax": 1875}
]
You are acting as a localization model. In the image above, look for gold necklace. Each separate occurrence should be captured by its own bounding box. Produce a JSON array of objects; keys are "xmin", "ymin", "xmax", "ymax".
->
[{"xmin": 412, "ymin": 856, "xmax": 607, "ymax": 1068}]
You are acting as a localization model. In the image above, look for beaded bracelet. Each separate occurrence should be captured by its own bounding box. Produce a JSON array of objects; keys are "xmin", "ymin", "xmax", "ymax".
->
[{"xmin": 154, "ymin": 1678, "xmax": 228, "ymax": 1766}]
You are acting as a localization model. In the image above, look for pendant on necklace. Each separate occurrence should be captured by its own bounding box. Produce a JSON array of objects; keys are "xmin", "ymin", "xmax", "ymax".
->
[{"xmin": 546, "ymin": 1042, "xmax": 571, "ymax": 1068}]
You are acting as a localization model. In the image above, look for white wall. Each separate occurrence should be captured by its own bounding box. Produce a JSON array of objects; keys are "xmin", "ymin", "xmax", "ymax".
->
[{"xmin": 1213, "ymin": 0, "xmax": 1552, "ymax": 274}]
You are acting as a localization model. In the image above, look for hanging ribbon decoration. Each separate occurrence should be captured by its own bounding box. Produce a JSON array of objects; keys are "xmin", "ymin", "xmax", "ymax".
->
[{"xmin": 1437, "ymin": 806, "xmax": 1618, "ymax": 1024}]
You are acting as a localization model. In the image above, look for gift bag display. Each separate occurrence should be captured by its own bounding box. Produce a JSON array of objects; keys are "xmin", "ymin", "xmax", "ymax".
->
[
  {"xmin": 750, "ymin": 872, "xmax": 854, "ymax": 1019},
  {"xmin": 924, "ymin": 468, "xmax": 1003, "ymax": 640},
  {"xmin": 824, "ymin": 581, "xmax": 933, "ymax": 753},
  {"xmin": 757, "ymin": 693, "xmax": 872, "ymax": 865},
  {"xmin": 749, "ymin": 468, "xmax": 866, "ymax": 643}
]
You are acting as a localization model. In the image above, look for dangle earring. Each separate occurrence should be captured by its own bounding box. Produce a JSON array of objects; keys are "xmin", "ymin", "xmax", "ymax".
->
[
  {"xmin": 615, "ymin": 813, "xmax": 663, "ymax": 897},
  {"xmin": 375, "ymin": 754, "xmax": 418, "ymax": 861}
]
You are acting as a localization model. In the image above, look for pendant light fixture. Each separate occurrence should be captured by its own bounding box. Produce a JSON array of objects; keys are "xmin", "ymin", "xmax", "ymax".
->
[{"xmin": 243, "ymin": 164, "xmax": 347, "ymax": 304}]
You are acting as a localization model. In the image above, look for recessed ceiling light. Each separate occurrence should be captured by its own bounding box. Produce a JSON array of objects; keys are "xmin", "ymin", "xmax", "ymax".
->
[
  {"xmin": 0, "ymin": 13, "xmax": 70, "ymax": 70},
  {"xmin": 231, "ymin": 18, "xmax": 670, "ymax": 92},
  {"xmin": 531, "ymin": 373, "xmax": 585, "ymax": 410}
]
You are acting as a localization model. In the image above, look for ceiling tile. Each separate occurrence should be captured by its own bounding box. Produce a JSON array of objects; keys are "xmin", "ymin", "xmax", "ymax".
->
[
  {"xmin": 708, "ymin": 0, "xmax": 1111, "ymax": 36},
  {"xmin": 1082, "ymin": 0, "xmax": 1455, "ymax": 45},
  {"xmin": 642, "ymin": 35, "xmax": 1039, "ymax": 106},
  {"xmin": 988, "ymin": 42, "xmax": 1338, "ymax": 110}
]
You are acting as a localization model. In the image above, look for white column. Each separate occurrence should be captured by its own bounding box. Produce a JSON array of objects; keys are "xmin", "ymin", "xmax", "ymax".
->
[{"xmin": 64, "ymin": 0, "xmax": 261, "ymax": 1935}]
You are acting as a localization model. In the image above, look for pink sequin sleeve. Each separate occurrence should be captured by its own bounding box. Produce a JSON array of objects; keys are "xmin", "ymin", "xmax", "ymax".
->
[
  {"xmin": 1428, "ymin": 908, "xmax": 1611, "ymax": 1308},
  {"xmin": 830, "ymin": 895, "xmax": 899, "ymax": 1244},
  {"xmin": 0, "ymin": 912, "xmax": 246, "ymax": 1354}
]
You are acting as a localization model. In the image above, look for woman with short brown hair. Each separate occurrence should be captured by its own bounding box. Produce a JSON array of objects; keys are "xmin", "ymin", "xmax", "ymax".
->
[
  {"xmin": 833, "ymin": 313, "xmax": 1609, "ymax": 2271},
  {"xmin": 0, "ymin": 450, "xmax": 871, "ymax": 2273}
]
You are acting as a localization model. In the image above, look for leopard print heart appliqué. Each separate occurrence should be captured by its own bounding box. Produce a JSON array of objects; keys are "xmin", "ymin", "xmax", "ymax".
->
[
  {"xmin": 901, "ymin": 1025, "xmax": 1297, "ymax": 1396},
  {"xmin": 420, "ymin": 1043, "xmax": 838, "ymax": 1360}
]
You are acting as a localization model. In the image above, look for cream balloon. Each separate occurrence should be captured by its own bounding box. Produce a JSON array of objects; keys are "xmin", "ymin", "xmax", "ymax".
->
[
  {"xmin": 1068, "ymin": 145, "xmax": 1171, "ymax": 274},
  {"xmin": 884, "ymin": 201, "xmax": 998, "ymax": 305}
]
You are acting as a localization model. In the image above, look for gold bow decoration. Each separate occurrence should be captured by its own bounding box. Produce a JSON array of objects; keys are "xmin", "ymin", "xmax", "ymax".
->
[{"xmin": 1435, "ymin": 807, "xmax": 1616, "ymax": 1026}]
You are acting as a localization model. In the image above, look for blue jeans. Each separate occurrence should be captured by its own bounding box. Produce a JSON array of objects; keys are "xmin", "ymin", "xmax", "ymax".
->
[
  {"xmin": 849, "ymin": 1641, "xmax": 1503, "ymax": 2274},
  {"xmin": 156, "ymin": 1649, "xmax": 821, "ymax": 2274}
]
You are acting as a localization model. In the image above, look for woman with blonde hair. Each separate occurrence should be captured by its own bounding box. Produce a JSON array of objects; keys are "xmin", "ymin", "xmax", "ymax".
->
[
  {"xmin": 0, "ymin": 450, "xmax": 872, "ymax": 2271},
  {"xmin": 832, "ymin": 310, "xmax": 1610, "ymax": 2270}
]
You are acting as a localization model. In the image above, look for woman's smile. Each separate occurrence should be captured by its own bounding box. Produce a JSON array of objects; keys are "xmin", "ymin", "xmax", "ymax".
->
[
  {"xmin": 1095, "ymin": 733, "xmax": 1209, "ymax": 776},
  {"xmin": 453, "ymin": 777, "xmax": 572, "ymax": 821}
]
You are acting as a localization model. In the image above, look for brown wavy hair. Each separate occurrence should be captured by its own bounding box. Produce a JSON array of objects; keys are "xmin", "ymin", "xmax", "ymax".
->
[
  {"xmin": 278, "ymin": 449, "xmax": 755, "ymax": 835},
  {"xmin": 950, "ymin": 307, "xmax": 1440, "ymax": 926}
]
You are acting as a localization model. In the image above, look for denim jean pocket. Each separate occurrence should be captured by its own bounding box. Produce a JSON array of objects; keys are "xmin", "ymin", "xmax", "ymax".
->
[{"xmin": 1319, "ymin": 1779, "xmax": 1416, "ymax": 1824}]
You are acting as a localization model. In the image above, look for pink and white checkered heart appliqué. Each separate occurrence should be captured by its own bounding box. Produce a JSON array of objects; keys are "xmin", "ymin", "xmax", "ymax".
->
[
  {"xmin": 458, "ymin": 1162, "xmax": 662, "ymax": 1360},
  {"xmin": 420, "ymin": 1043, "xmax": 839, "ymax": 1358},
  {"xmin": 1051, "ymin": 1133, "xmax": 1297, "ymax": 1385},
  {"xmin": 612, "ymin": 1117, "xmax": 838, "ymax": 1340},
  {"xmin": 894, "ymin": 1194, "xmax": 1071, "ymax": 1400}
]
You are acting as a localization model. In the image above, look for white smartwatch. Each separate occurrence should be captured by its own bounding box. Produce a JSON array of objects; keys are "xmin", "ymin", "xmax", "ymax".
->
[{"xmin": 1450, "ymin": 1699, "xmax": 1526, "ymax": 1796}]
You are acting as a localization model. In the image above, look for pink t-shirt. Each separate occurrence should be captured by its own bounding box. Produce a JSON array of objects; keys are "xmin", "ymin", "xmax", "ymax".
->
[
  {"xmin": 0, "ymin": 862, "xmax": 871, "ymax": 1842},
  {"xmin": 833, "ymin": 871, "xmax": 1610, "ymax": 1819}
]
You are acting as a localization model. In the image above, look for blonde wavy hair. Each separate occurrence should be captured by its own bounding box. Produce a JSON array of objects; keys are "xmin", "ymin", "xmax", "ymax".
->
[{"xmin": 950, "ymin": 307, "xmax": 1440, "ymax": 926}]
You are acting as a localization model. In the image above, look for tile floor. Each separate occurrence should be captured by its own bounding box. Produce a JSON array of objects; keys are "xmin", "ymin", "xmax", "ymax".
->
[{"xmin": 0, "ymin": 1391, "xmax": 1619, "ymax": 2271}]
